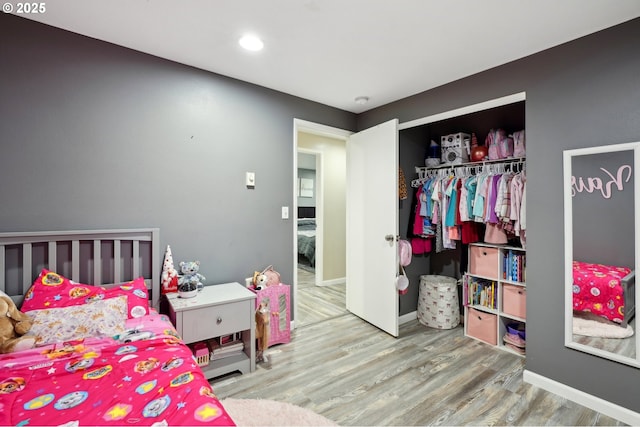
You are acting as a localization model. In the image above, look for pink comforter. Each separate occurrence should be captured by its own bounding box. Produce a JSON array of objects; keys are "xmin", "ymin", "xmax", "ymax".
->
[
  {"xmin": 0, "ymin": 312, "xmax": 235, "ymax": 426},
  {"xmin": 573, "ymin": 260, "xmax": 631, "ymax": 323}
]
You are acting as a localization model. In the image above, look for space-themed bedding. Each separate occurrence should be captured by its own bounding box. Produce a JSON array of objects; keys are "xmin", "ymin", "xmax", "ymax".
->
[
  {"xmin": 0, "ymin": 311, "xmax": 235, "ymax": 425},
  {"xmin": 572, "ymin": 260, "xmax": 633, "ymax": 324}
]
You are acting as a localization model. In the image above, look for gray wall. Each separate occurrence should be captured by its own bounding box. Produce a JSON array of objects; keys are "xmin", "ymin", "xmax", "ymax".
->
[
  {"xmin": 359, "ymin": 18, "xmax": 640, "ymax": 413},
  {"xmin": 0, "ymin": 14, "xmax": 356, "ymax": 309}
]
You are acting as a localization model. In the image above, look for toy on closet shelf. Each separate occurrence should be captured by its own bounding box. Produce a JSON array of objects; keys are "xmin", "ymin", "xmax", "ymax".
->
[
  {"xmin": 178, "ymin": 261, "xmax": 206, "ymax": 298},
  {"xmin": 469, "ymin": 132, "xmax": 488, "ymax": 162},
  {"xmin": 425, "ymin": 140, "xmax": 441, "ymax": 168}
]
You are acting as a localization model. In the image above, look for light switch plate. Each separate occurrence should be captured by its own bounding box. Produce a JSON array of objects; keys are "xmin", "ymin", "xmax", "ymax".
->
[
  {"xmin": 246, "ymin": 172, "xmax": 255, "ymax": 187},
  {"xmin": 281, "ymin": 206, "xmax": 289, "ymax": 219}
]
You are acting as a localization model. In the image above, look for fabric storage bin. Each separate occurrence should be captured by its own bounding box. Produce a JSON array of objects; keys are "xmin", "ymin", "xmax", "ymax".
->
[
  {"xmin": 417, "ymin": 275, "xmax": 460, "ymax": 329},
  {"xmin": 469, "ymin": 246, "xmax": 499, "ymax": 278},
  {"xmin": 466, "ymin": 307, "xmax": 497, "ymax": 345},
  {"xmin": 502, "ymin": 284, "xmax": 526, "ymax": 318}
]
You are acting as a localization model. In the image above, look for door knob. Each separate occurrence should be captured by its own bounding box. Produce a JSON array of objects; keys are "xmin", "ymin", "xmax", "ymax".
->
[{"xmin": 385, "ymin": 234, "xmax": 397, "ymax": 242}]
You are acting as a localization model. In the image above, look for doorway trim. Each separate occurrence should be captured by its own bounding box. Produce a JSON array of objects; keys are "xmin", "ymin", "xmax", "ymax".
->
[{"xmin": 292, "ymin": 119, "xmax": 352, "ymax": 329}]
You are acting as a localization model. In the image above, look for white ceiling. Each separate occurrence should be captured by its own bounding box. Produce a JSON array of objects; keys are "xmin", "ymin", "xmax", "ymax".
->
[{"xmin": 18, "ymin": 0, "xmax": 640, "ymax": 113}]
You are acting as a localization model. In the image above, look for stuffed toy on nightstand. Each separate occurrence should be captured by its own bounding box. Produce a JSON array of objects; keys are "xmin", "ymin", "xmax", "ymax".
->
[{"xmin": 178, "ymin": 261, "xmax": 206, "ymax": 298}]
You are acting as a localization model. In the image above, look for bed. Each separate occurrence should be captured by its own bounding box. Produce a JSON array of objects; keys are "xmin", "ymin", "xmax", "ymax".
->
[
  {"xmin": 0, "ymin": 229, "xmax": 236, "ymax": 426},
  {"xmin": 297, "ymin": 219, "xmax": 316, "ymax": 268},
  {"xmin": 573, "ymin": 260, "xmax": 636, "ymax": 328},
  {"xmin": 297, "ymin": 206, "xmax": 316, "ymax": 268}
]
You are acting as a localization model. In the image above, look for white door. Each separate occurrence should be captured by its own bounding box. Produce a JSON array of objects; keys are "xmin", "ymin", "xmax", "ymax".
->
[{"xmin": 346, "ymin": 119, "xmax": 399, "ymax": 337}]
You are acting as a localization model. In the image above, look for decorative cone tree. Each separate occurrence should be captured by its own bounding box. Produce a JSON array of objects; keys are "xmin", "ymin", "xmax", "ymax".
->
[{"xmin": 161, "ymin": 245, "xmax": 179, "ymax": 294}]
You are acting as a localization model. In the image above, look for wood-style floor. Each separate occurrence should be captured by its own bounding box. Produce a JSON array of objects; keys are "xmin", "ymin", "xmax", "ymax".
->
[
  {"xmin": 295, "ymin": 267, "xmax": 347, "ymax": 328},
  {"xmin": 211, "ymin": 268, "xmax": 626, "ymax": 426}
]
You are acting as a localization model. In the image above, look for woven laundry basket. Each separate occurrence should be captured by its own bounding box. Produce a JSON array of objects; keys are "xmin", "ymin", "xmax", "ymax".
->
[{"xmin": 418, "ymin": 275, "xmax": 460, "ymax": 329}]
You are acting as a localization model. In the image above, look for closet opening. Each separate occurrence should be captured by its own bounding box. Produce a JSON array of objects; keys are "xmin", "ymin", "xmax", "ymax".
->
[{"xmin": 398, "ymin": 98, "xmax": 526, "ymax": 319}]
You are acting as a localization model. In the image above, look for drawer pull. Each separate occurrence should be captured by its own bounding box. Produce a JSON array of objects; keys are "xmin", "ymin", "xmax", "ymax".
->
[{"xmin": 217, "ymin": 317, "xmax": 222, "ymax": 325}]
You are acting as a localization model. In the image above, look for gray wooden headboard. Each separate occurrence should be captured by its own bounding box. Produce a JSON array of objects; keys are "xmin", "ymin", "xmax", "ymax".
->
[{"xmin": 0, "ymin": 228, "xmax": 161, "ymax": 309}]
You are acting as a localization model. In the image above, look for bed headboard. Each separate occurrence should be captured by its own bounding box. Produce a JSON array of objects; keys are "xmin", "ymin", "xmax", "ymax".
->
[
  {"xmin": 298, "ymin": 206, "xmax": 316, "ymax": 219},
  {"xmin": 0, "ymin": 228, "xmax": 161, "ymax": 309}
]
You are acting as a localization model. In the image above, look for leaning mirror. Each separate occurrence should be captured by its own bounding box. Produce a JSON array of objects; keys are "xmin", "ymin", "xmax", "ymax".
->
[{"xmin": 564, "ymin": 142, "xmax": 639, "ymax": 367}]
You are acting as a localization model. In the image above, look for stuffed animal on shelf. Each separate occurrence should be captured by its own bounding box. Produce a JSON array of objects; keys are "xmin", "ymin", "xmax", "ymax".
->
[
  {"xmin": 0, "ymin": 293, "xmax": 36, "ymax": 354},
  {"xmin": 178, "ymin": 261, "xmax": 206, "ymax": 298}
]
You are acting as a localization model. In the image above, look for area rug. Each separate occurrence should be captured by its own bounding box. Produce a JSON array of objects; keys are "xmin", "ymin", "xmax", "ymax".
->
[
  {"xmin": 573, "ymin": 312, "xmax": 634, "ymax": 338},
  {"xmin": 221, "ymin": 398, "xmax": 337, "ymax": 426}
]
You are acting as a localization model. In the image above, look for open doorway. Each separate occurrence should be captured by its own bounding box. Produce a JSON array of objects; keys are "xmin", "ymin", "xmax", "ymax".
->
[{"xmin": 293, "ymin": 120, "xmax": 350, "ymax": 328}]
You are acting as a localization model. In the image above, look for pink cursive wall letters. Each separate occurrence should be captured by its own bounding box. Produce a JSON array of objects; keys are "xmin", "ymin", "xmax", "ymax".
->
[{"xmin": 571, "ymin": 165, "xmax": 633, "ymax": 198}]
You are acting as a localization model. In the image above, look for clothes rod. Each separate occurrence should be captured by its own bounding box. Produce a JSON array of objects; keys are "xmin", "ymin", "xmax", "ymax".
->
[{"xmin": 415, "ymin": 157, "xmax": 526, "ymax": 173}]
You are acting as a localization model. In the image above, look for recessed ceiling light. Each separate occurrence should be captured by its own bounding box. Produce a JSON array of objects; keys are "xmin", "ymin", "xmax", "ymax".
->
[
  {"xmin": 354, "ymin": 96, "xmax": 369, "ymax": 105},
  {"xmin": 239, "ymin": 34, "xmax": 264, "ymax": 51}
]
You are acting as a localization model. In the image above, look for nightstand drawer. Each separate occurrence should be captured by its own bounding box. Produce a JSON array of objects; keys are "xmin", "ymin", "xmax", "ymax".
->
[{"xmin": 180, "ymin": 300, "xmax": 251, "ymax": 344}]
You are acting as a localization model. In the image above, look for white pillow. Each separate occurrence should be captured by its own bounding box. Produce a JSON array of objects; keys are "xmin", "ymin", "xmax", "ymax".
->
[{"xmin": 27, "ymin": 295, "xmax": 128, "ymax": 346}]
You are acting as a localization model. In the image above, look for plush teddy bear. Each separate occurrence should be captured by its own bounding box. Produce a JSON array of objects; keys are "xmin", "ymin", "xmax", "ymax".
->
[
  {"xmin": 178, "ymin": 261, "xmax": 206, "ymax": 293},
  {"xmin": 0, "ymin": 294, "xmax": 36, "ymax": 354}
]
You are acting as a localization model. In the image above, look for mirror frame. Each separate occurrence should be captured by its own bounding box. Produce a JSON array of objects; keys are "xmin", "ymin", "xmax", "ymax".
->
[{"xmin": 563, "ymin": 141, "xmax": 640, "ymax": 367}]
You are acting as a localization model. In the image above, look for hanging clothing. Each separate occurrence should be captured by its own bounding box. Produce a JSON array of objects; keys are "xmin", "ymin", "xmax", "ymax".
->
[
  {"xmin": 407, "ymin": 186, "xmax": 434, "ymax": 255},
  {"xmin": 409, "ymin": 160, "xmax": 526, "ymax": 250}
]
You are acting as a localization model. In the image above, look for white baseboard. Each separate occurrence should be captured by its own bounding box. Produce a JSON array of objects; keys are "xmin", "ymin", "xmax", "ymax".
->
[
  {"xmin": 523, "ymin": 369, "xmax": 640, "ymax": 425},
  {"xmin": 399, "ymin": 311, "xmax": 417, "ymax": 325}
]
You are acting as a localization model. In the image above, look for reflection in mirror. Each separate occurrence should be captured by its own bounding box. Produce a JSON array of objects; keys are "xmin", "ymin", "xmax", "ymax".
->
[
  {"xmin": 279, "ymin": 294, "xmax": 287, "ymax": 331},
  {"xmin": 564, "ymin": 142, "xmax": 639, "ymax": 367}
]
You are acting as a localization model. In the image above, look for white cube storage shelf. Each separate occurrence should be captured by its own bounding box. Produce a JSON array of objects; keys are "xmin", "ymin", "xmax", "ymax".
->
[{"xmin": 463, "ymin": 242, "xmax": 526, "ymax": 357}]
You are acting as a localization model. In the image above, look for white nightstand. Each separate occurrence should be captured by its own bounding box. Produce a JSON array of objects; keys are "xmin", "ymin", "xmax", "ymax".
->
[{"xmin": 166, "ymin": 282, "xmax": 256, "ymax": 378}]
